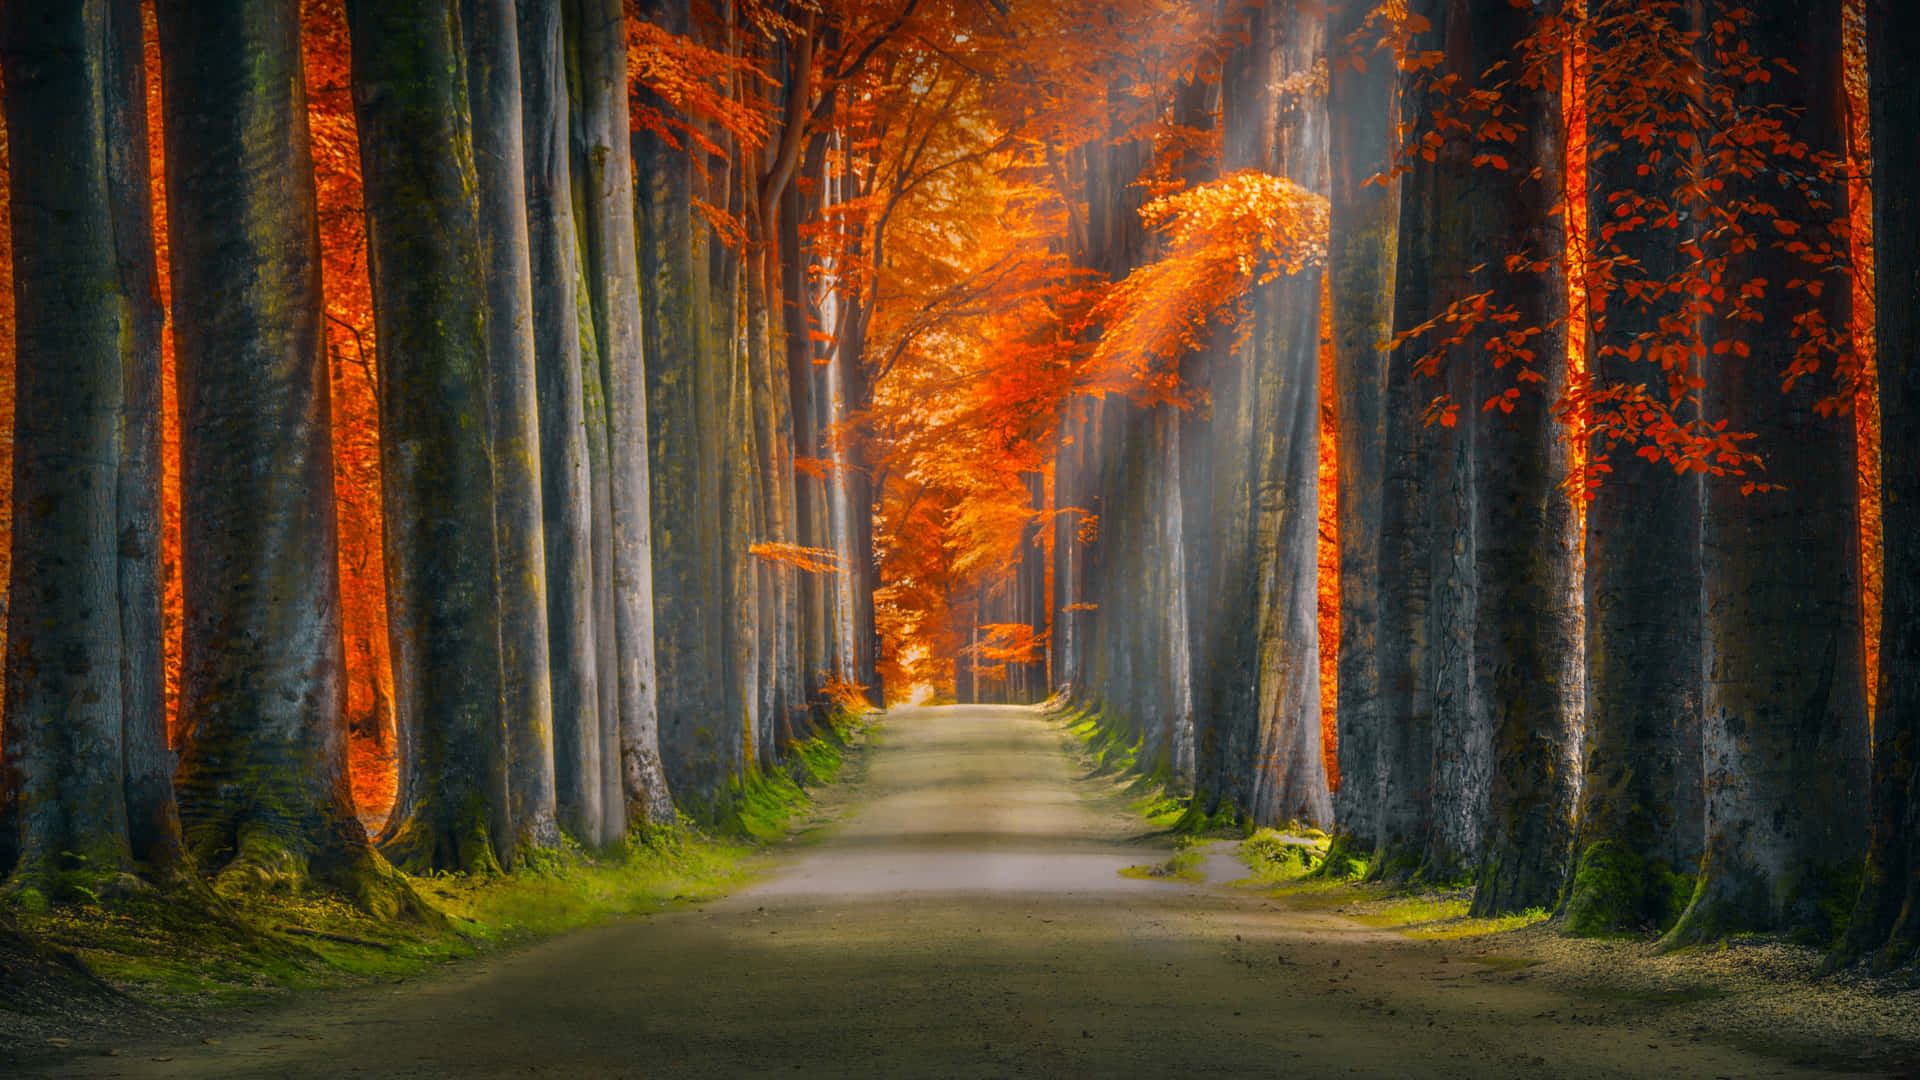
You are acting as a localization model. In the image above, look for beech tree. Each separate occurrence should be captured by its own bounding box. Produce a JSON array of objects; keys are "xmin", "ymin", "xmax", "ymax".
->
[
  {"xmin": 161, "ymin": 0, "xmax": 416, "ymax": 913},
  {"xmin": 519, "ymin": 0, "xmax": 609, "ymax": 846},
  {"xmin": 635, "ymin": 0, "xmax": 729, "ymax": 820},
  {"xmin": 1324, "ymin": 0, "xmax": 1403, "ymax": 874},
  {"xmin": 1459, "ymin": 0, "xmax": 1581, "ymax": 920},
  {"xmin": 1662, "ymin": 0, "xmax": 1869, "ymax": 947},
  {"xmin": 1833, "ymin": 0, "xmax": 1919, "ymax": 972},
  {"xmin": 465, "ymin": 0, "xmax": 560, "ymax": 858},
  {"xmin": 1563, "ymin": 0, "xmax": 1708, "ymax": 936},
  {"xmin": 567, "ymin": 0, "xmax": 672, "ymax": 830},
  {"xmin": 348, "ymin": 0, "xmax": 512, "ymax": 874},
  {"xmin": 0, "ymin": 0, "xmax": 180, "ymax": 900}
]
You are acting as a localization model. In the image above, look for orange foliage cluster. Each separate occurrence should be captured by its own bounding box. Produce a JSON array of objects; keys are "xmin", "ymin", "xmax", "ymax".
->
[
  {"xmin": 1387, "ymin": 2, "xmax": 1861, "ymax": 503},
  {"xmin": 1083, "ymin": 171, "xmax": 1330, "ymax": 405},
  {"xmin": 748, "ymin": 542, "xmax": 846, "ymax": 575},
  {"xmin": 861, "ymin": 0, "xmax": 1330, "ymax": 702}
]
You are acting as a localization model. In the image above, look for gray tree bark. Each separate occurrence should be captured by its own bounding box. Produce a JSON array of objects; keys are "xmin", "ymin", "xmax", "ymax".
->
[
  {"xmin": 464, "ymin": 0, "xmax": 561, "ymax": 861},
  {"xmin": 349, "ymin": 0, "xmax": 512, "ymax": 875},
  {"xmin": 1563, "ymin": 0, "xmax": 1706, "ymax": 936},
  {"xmin": 161, "ymin": 0, "xmax": 420, "ymax": 915},
  {"xmin": 518, "ymin": 0, "xmax": 605, "ymax": 847},
  {"xmin": 1, "ymin": 0, "xmax": 136, "ymax": 898},
  {"xmin": 566, "ymin": 0, "xmax": 673, "ymax": 831},
  {"xmin": 1664, "ymin": 0, "xmax": 1868, "ymax": 948}
]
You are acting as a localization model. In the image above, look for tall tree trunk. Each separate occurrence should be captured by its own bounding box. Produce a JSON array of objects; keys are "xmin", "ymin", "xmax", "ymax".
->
[
  {"xmin": 518, "ymin": 0, "xmax": 604, "ymax": 847},
  {"xmin": 1563, "ymin": 0, "xmax": 1706, "ymax": 936},
  {"xmin": 1324, "ymin": 0, "xmax": 1402, "ymax": 870},
  {"xmin": 1467, "ymin": 0, "xmax": 1583, "ymax": 918},
  {"xmin": 1664, "ymin": 0, "xmax": 1868, "ymax": 947},
  {"xmin": 567, "ymin": 0, "xmax": 672, "ymax": 830},
  {"xmin": 465, "ymin": 0, "xmax": 560, "ymax": 860},
  {"xmin": 1, "ymin": 0, "xmax": 136, "ymax": 898},
  {"xmin": 108, "ymin": 0, "xmax": 182, "ymax": 881},
  {"xmin": 1417, "ymin": 0, "xmax": 1489, "ymax": 883},
  {"xmin": 784, "ymin": 166, "xmax": 829, "ymax": 728},
  {"xmin": 1832, "ymin": 0, "xmax": 1920, "ymax": 972},
  {"xmin": 574, "ymin": 238, "xmax": 622, "ymax": 847},
  {"xmin": 1247, "ymin": 0, "xmax": 1333, "ymax": 829},
  {"xmin": 161, "ymin": 0, "xmax": 418, "ymax": 915},
  {"xmin": 349, "ymin": 0, "xmax": 511, "ymax": 876},
  {"xmin": 635, "ymin": 0, "xmax": 728, "ymax": 809}
]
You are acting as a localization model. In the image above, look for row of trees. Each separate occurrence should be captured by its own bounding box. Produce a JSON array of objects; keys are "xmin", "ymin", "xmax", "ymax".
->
[
  {"xmin": 0, "ymin": 0, "xmax": 900, "ymax": 905},
  {"xmin": 963, "ymin": 0, "xmax": 1914, "ymax": 965},
  {"xmin": 2, "ymin": 0, "xmax": 1916, "ymax": 974}
]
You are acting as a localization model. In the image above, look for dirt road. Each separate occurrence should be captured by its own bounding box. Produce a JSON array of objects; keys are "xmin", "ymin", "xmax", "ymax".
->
[{"xmin": 21, "ymin": 705, "xmax": 1879, "ymax": 1078}]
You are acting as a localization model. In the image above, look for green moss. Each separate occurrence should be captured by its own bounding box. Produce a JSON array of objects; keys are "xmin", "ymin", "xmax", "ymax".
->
[
  {"xmin": 1464, "ymin": 954, "xmax": 1544, "ymax": 973},
  {"xmin": 1119, "ymin": 848, "xmax": 1204, "ymax": 883},
  {"xmin": 1240, "ymin": 828, "xmax": 1330, "ymax": 882},
  {"xmin": 1309, "ymin": 832, "xmax": 1370, "ymax": 882},
  {"xmin": 1563, "ymin": 841, "xmax": 1697, "ymax": 938}
]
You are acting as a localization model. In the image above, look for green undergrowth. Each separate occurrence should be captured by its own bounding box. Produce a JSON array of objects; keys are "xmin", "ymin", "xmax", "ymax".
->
[
  {"xmin": 6, "ymin": 713, "xmax": 874, "ymax": 1014},
  {"xmin": 1056, "ymin": 702, "xmax": 1239, "ymax": 838},
  {"xmin": 1120, "ymin": 842, "xmax": 1206, "ymax": 883},
  {"xmin": 705, "ymin": 717, "xmax": 861, "ymax": 843},
  {"xmin": 1236, "ymin": 828, "xmax": 1551, "ymax": 939},
  {"xmin": 1240, "ymin": 826, "xmax": 1335, "ymax": 883}
]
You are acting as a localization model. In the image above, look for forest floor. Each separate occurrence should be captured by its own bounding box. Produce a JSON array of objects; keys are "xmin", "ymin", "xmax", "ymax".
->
[{"xmin": 7, "ymin": 703, "xmax": 1920, "ymax": 1078}]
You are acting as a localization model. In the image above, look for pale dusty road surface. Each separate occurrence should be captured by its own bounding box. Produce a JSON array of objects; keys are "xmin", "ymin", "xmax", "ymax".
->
[{"xmin": 20, "ymin": 706, "xmax": 1878, "ymax": 1078}]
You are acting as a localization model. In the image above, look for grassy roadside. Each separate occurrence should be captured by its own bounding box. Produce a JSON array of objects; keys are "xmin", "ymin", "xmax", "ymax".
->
[
  {"xmin": 1052, "ymin": 701, "xmax": 1551, "ymax": 941},
  {"xmin": 0, "ymin": 713, "xmax": 878, "ymax": 1049}
]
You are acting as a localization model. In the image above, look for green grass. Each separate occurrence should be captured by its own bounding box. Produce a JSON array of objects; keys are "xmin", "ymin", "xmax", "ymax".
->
[
  {"xmin": 1240, "ymin": 827, "xmax": 1333, "ymax": 883},
  {"xmin": 1119, "ymin": 848, "xmax": 1205, "ymax": 883},
  {"xmin": 8, "ymin": 715, "xmax": 873, "ymax": 1011},
  {"xmin": 1056, "ymin": 703, "xmax": 1239, "ymax": 837},
  {"xmin": 1362, "ymin": 898, "xmax": 1552, "ymax": 940}
]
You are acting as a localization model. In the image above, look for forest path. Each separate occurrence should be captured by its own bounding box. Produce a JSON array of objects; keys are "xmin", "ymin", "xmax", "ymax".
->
[{"xmin": 30, "ymin": 705, "xmax": 1861, "ymax": 1078}]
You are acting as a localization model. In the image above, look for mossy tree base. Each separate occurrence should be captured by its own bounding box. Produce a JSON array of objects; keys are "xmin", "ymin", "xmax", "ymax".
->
[
  {"xmin": 1561, "ymin": 841, "xmax": 1693, "ymax": 938},
  {"xmin": 378, "ymin": 811, "xmax": 508, "ymax": 880},
  {"xmin": 1363, "ymin": 839, "xmax": 1427, "ymax": 886},
  {"xmin": 1310, "ymin": 832, "xmax": 1370, "ymax": 881}
]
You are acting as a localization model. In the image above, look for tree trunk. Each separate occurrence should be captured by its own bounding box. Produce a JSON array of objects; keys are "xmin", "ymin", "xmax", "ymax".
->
[
  {"xmin": 1, "ymin": 0, "xmax": 136, "ymax": 898},
  {"xmin": 518, "ymin": 0, "xmax": 604, "ymax": 847},
  {"xmin": 1831, "ymin": 0, "xmax": 1920, "ymax": 972},
  {"xmin": 566, "ymin": 0, "xmax": 672, "ymax": 830},
  {"xmin": 1663, "ymin": 0, "xmax": 1868, "ymax": 947},
  {"xmin": 1247, "ymin": 0, "xmax": 1333, "ymax": 830},
  {"xmin": 634, "ymin": 0, "xmax": 728, "ymax": 809},
  {"xmin": 1325, "ymin": 0, "xmax": 1401, "ymax": 868},
  {"xmin": 349, "ymin": 0, "xmax": 511, "ymax": 876},
  {"xmin": 1417, "ymin": 0, "xmax": 1489, "ymax": 883},
  {"xmin": 102, "ymin": 0, "xmax": 180, "ymax": 881},
  {"xmin": 1563, "ymin": 0, "xmax": 1706, "ymax": 937},
  {"xmin": 464, "ymin": 0, "xmax": 560, "ymax": 861},
  {"xmin": 1466, "ymin": 0, "xmax": 1583, "ymax": 919},
  {"xmin": 161, "ymin": 0, "xmax": 419, "ymax": 915}
]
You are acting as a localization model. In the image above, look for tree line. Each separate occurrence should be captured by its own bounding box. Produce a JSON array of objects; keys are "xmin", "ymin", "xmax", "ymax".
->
[
  {"xmin": 2, "ymin": 0, "xmax": 1917, "ymax": 977},
  {"xmin": 0, "ymin": 0, "xmax": 893, "ymax": 908},
  {"xmin": 934, "ymin": 0, "xmax": 1917, "ymax": 969}
]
